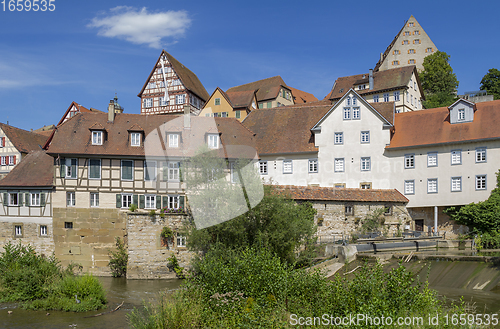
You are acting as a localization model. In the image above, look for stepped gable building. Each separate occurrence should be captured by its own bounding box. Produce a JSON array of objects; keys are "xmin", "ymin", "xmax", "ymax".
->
[
  {"xmin": 138, "ymin": 50, "xmax": 210, "ymax": 116},
  {"xmin": 200, "ymin": 87, "xmax": 257, "ymax": 121},
  {"xmin": 0, "ymin": 123, "xmax": 48, "ymax": 179},
  {"xmin": 374, "ymin": 15, "xmax": 437, "ymax": 72},
  {"xmin": 325, "ymin": 66, "xmax": 424, "ymax": 113}
]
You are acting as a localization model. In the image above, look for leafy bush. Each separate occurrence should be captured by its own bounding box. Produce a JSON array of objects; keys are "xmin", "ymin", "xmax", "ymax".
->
[
  {"xmin": 167, "ymin": 254, "xmax": 184, "ymax": 279},
  {"xmin": 108, "ymin": 237, "xmax": 128, "ymax": 277},
  {"xmin": 476, "ymin": 230, "xmax": 500, "ymax": 250},
  {"xmin": 129, "ymin": 204, "xmax": 138, "ymax": 212}
]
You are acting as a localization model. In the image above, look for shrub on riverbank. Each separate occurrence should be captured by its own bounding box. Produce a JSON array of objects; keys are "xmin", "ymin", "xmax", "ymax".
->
[{"xmin": 0, "ymin": 242, "xmax": 107, "ymax": 312}]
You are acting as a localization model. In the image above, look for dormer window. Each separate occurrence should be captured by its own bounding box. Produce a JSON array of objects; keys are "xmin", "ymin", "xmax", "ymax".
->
[
  {"xmin": 458, "ymin": 109, "xmax": 465, "ymax": 121},
  {"xmin": 207, "ymin": 134, "xmax": 219, "ymax": 149},
  {"xmin": 168, "ymin": 133, "xmax": 179, "ymax": 148},
  {"xmin": 131, "ymin": 132, "xmax": 141, "ymax": 146},
  {"xmin": 92, "ymin": 131, "xmax": 103, "ymax": 145}
]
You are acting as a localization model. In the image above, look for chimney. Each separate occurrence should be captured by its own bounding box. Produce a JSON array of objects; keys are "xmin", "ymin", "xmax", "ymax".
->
[
  {"xmin": 183, "ymin": 105, "xmax": 190, "ymax": 129},
  {"xmin": 369, "ymin": 69, "xmax": 374, "ymax": 90},
  {"xmin": 108, "ymin": 100, "xmax": 115, "ymax": 123}
]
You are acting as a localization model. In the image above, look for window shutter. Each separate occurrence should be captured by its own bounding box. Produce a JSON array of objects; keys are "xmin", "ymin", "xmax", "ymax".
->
[
  {"xmin": 180, "ymin": 195, "xmax": 185, "ymax": 209},
  {"xmin": 25, "ymin": 193, "xmax": 29, "ymax": 206},
  {"xmin": 139, "ymin": 195, "xmax": 145, "ymax": 209},
  {"xmin": 3, "ymin": 192, "xmax": 8, "ymax": 206},
  {"xmin": 162, "ymin": 196, "xmax": 168, "ymax": 208},
  {"xmin": 156, "ymin": 195, "xmax": 161, "ymax": 209},
  {"xmin": 13, "ymin": 155, "xmax": 16, "ymax": 165},
  {"xmin": 2, "ymin": 137, "xmax": 4, "ymax": 147},
  {"xmin": 178, "ymin": 162, "xmax": 182, "ymax": 182},
  {"xmin": 133, "ymin": 194, "xmax": 138, "ymax": 206},
  {"xmin": 41, "ymin": 193, "xmax": 46, "ymax": 206},
  {"xmin": 60, "ymin": 158, "xmax": 66, "ymax": 178},
  {"xmin": 162, "ymin": 163, "xmax": 168, "ymax": 181},
  {"xmin": 116, "ymin": 194, "xmax": 121, "ymax": 208}
]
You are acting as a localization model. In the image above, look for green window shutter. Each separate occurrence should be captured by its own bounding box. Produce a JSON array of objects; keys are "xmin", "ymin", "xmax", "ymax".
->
[
  {"xmin": 180, "ymin": 195, "xmax": 185, "ymax": 210},
  {"xmin": 162, "ymin": 196, "xmax": 168, "ymax": 208},
  {"xmin": 41, "ymin": 193, "xmax": 46, "ymax": 206},
  {"xmin": 25, "ymin": 193, "xmax": 30, "ymax": 206},
  {"xmin": 156, "ymin": 195, "xmax": 161, "ymax": 209},
  {"xmin": 116, "ymin": 194, "xmax": 121, "ymax": 208},
  {"xmin": 71, "ymin": 159, "xmax": 77, "ymax": 178},
  {"xmin": 178, "ymin": 162, "xmax": 183, "ymax": 182},
  {"xmin": 133, "ymin": 194, "xmax": 138, "ymax": 206},
  {"xmin": 3, "ymin": 192, "xmax": 8, "ymax": 206},
  {"xmin": 60, "ymin": 158, "xmax": 66, "ymax": 178},
  {"xmin": 139, "ymin": 195, "xmax": 145, "ymax": 209},
  {"xmin": 162, "ymin": 163, "xmax": 168, "ymax": 181}
]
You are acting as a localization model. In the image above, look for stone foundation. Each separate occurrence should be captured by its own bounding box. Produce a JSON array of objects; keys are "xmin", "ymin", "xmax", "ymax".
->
[
  {"xmin": 407, "ymin": 206, "xmax": 469, "ymax": 239},
  {"xmin": 0, "ymin": 219, "xmax": 54, "ymax": 256}
]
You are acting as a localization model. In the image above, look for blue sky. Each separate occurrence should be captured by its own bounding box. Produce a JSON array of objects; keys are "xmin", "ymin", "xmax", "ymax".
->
[{"xmin": 0, "ymin": 0, "xmax": 499, "ymax": 131}]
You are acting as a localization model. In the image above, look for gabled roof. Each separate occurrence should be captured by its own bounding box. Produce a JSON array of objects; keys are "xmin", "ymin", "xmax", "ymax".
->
[
  {"xmin": 271, "ymin": 185, "xmax": 408, "ymax": 203},
  {"xmin": 0, "ymin": 150, "xmax": 53, "ymax": 187},
  {"xmin": 289, "ymin": 87, "xmax": 318, "ymax": 104},
  {"xmin": 387, "ymin": 99, "xmax": 500, "ymax": 149},
  {"xmin": 0, "ymin": 123, "xmax": 48, "ymax": 154},
  {"xmin": 138, "ymin": 50, "xmax": 210, "ymax": 101},
  {"xmin": 227, "ymin": 76, "xmax": 289, "ymax": 102},
  {"xmin": 325, "ymin": 66, "xmax": 419, "ymax": 101},
  {"xmin": 226, "ymin": 90, "xmax": 256, "ymax": 109},
  {"xmin": 242, "ymin": 101, "xmax": 332, "ymax": 155},
  {"xmin": 46, "ymin": 112, "xmax": 257, "ymax": 159},
  {"xmin": 56, "ymin": 101, "xmax": 96, "ymax": 126}
]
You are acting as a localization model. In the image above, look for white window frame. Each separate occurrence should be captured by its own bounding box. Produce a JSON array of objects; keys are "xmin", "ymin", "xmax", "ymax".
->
[
  {"xmin": 144, "ymin": 161, "xmax": 157, "ymax": 181},
  {"xmin": 1, "ymin": 156, "xmax": 5, "ymax": 165},
  {"xmin": 67, "ymin": 191, "xmax": 76, "ymax": 207},
  {"xmin": 475, "ymin": 148, "xmax": 486, "ymax": 163},
  {"xmin": 451, "ymin": 150, "xmax": 462, "ymax": 165},
  {"xmin": 352, "ymin": 107, "xmax": 360, "ymax": 119},
  {"xmin": 65, "ymin": 158, "xmax": 78, "ymax": 179},
  {"xmin": 144, "ymin": 98, "xmax": 153, "ymax": 108},
  {"xmin": 176, "ymin": 234, "xmax": 186, "ymax": 247},
  {"xmin": 427, "ymin": 178, "xmax": 438, "ymax": 194},
  {"xmin": 159, "ymin": 96, "xmax": 169, "ymax": 106},
  {"xmin": 145, "ymin": 194, "xmax": 156, "ymax": 209},
  {"xmin": 404, "ymin": 180, "xmax": 415, "ymax": 195},
  {"xmin": 147, "ymin": 82, "xmax": 156, "ymax": 89},
  {"xmin": 343, "ymin": 107, "xmax": 351, "ymax": 120},
  {"xmin": 88, "ymin": 159, "xmax": 101, "ymax": 180},
  {"xmin": 373, "ymin": 95, "xmax": 379, "ymax": 102},
  {"xmin": 346, "ymin": 96, "xmax": 351, "ymax": 106},
  {"xmin": 31, "ymin": 192, "xmax": 40, "ymax": 206},
  {"xmin": 334, "ymin": 132, "xmax": 343, "ymax": 145},
  {"xmin": 383, "ymin": 93, "xmax": 389, "ymax": 102},
  {"xmin": 176, "ymin": 94, "xmax": 186, "ymax": 105},
  {"xmin": 15, "ymin": 225, "xmax": 22, "ymax": 236},
  {"xmin": 283, "ymin": 160, "xmax": 293, "ymax": 174},
  {"xmin": 90, "ymin": 192, "xmax": 99, "ymax": 207},
  {"xmin": 131, "ymin": 132, "xmax": 141, "ymax": 147},
  {"xmin": 360, "ymin": 131, "xmax": 370, "ymax": 144},
  {"xmin": 168, "ymin": 162, "xmax": 179, "ymax": 181},
  {"xmin": 92, "ymin": 131, "xmax": 103, "ymax": 145},
  {"xmin": 451, "ymin": 177, "xmax": 462, "ymax": 192},
  {"xmin": 361, "ymin": 157, "xmax": 371, "ymax": 171},
  {"xmin": 121, "ymin": 160, "xmax": 134, "ymax": 181},
  {"xmin": 308, "ymin": 159, "xmax": 318, "ymax": 173},
  {"xmin": 169, "ymin": 134, "xmax": 179, "ymax": 148},
  {"xmin": 334, "ymin": 158, "xmax": 344, "ymax": 172},
  {"xmin": 207, "ymin": 134, "xmax": 219, "ymax": 149},
  {"xmin": 475, "ymin": 175, "xmax": 487, "ymax": 190},
  {"xmin": 427, "ymin": 152, "xmax": 437, "ymax": 167},
  {"xmin": 259, "ymin": 161, "xmax": 268, "ymax": 175},
  {"xmin": 352, "ymin": 97, "xmax": 357, "ymax": 106},
  {"xmin": 404, "ymin": 154, "xmax": 415, "ymax": 169},
  {"xmin": 168, "ymin": 195, "xmax": 180, "ymax": 209},
  {"xmin": 121, "ymin": 193, "xmax": 132, "ymax": 208},
  {"xmin": 214, "ymin": 98, "xmax": 221, "ymax": 105},
  {"xmin": 9, "ymin": 193, "xmax": 18, "ymax": 206},
  {"xmin": 40, "ymin": 225, "xmax": 47, "ymax": 236},
  {"xmin": 458, "ymin": 109, "xmax": 465, "ymax": 121},
  {"xmin": 394, "ymin": 91, "xmax": 400, "ymax": 101}
]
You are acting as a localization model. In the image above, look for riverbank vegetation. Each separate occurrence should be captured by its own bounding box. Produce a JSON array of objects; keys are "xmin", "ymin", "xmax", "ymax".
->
[{"xmin": 0, "ymin": 242, "xmax": 107, "ymax": 312}]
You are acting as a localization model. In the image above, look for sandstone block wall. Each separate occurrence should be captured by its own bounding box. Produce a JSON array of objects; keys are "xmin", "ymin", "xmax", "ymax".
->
[{"xmin": 0, "ymin": 220, "xmax": 54, "ymax": 256}]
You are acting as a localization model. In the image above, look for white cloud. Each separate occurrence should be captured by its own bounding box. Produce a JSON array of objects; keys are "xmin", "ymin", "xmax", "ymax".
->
[{"xmin": 88, "ymin": 6, "xmax": 191, "ymax": 49}]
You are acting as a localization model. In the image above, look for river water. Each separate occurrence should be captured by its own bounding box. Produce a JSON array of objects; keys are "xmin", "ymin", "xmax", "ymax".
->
[{"xmin": 1, "ymin": 277, "xmax": 182, "ymax": 329}]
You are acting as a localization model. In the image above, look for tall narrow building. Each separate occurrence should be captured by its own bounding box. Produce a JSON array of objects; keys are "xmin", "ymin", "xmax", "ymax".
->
[
  {"xmin": 374, "ymin": 15, "xmax": 437, "ymax": 72},
  {"xmin": 138, "ymin": 50, "xmax": 210, "ymax": 115}
]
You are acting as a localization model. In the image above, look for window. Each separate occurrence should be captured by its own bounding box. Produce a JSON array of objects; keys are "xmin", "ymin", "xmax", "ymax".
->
[
  {"xmin": 343, "ymin": 107, "xmax": 351, "ymax": 120},
  {"xmin": 67, "ymin": 191, "xmax": 75, "ymax": 207},
  {"xmin": 168, "ymin": 195, "xmax": 180, "ymax": 209},
  {"xmin": 65, "ymin": 158, "xmax": 77, "ymax": 179},
  {"xmin": 168, "ymin": 162, "xmax": 179, "ymax": 181},
  {"xmin": 214, "ymin": 98, "xmax": 221, "ymax": 105},
  {"xmin": 283, "ymin": 160, "xmax": 292, "ymax": 174},
  {"xmin": 393, "ymin": 50, "xmax": 400, "ymax": 55},
  {"xmin": 221, "ymin": 112, "xmax": 227, "ymax": 117},
  {"xmin": 361, "ymin": 131, "xmax": 370, "ymax": 143},
  {"xmin": 121, "ymin": 160, "xmax": 133, "ymax": 180},
  {"xmin": 346, "ymin": 96, "xmax": 351, "ymax": 106},
  {"xmin": 458, "ymin": 109, "xmax": 465, "ymax": 121},
  {"xmin": 427, "ymin": 178, "xmax": 438, "ymax": 193},
  {"xmin": 131, "ymin": 132, "xmax": 141, "ymax": 146},
  {"xmin": 235, "ymin": 110, "xmax": 241, "ymax": 119},
  {"xmin": 406, "ymin": 91, "xmax": 409, "ymax": 102},
  {"xmin": 360, "ymin": 183, "xmax": 372, "ymax": 189},
  {"xmin": 145, "ymin": 195, "xmax": 156, "ymax": 209},
  {"xmin": 92, "ymin": 131, "xmax": 103, "ymax": 145},
  {"xmin": 144, "ymin": 98, "xmax": 153, "ymax": 108},
  {"xmin": 259, "ymin": 161, "xmax": 268, "ymax": 175},
  {"xmin": 403, "ymin": 40, "xmax": 409, "ymax": 45},
  {"xmin": 158, "ymin": 80, "xmax": 165, "ymax": 88},
  {"xmin": 159, "ymin": 96, "xmax": 169, "ymax": 106},
  {"xmin": 40, "ymin": 225, "xmax": 47, "ymax": 236},
  {"xmin": 15, "ymin": 225, "xmax": 22, "ymax": 236},
  {"xmin": 394, "ymin": 91, "xmax": 400, "ymax": 101},
  {"xmin": 476, "ymin": 148, "xmax": 486, "ymax": 163},
  {"xmin": 408, "ymin": 22, "xmax": 414, "ymax": 27},
  {"xmin": 476, "ymin": 175, "xmax": 487, "ymax": 190},
  {"xmin": 361, "ymin": 157, "xmax": 371, "ymax": 171},
  {"xmin": 334, "ymin": 132, "xmax": 343, "ymax": 144},
  {"xmin": 358, "ymin": 85, "xmax": 366, "ymax": 90},
  {"xmin": 414, "ymin": 39, "xmax": 420, "ymax": 44},
  {"xmin": 308, "ymin": 159, "xmax": 318, "ymax": 173},
  {"xmin": 408, "ymin": 59, "xmax": 415, "ymax": 64},
  {"xmin": 404, "ymin": 154, "xmax": 415, "ymax": 169},
  {"xmin": 392, "ymin": 60, "xmax": 400, "ymax": 66},
  {"xmin": 89, "ymin": 159, "xmax": 101, "ymax": 179},
  {"xmin": 230, "ymin": 162, "xmax": 240, "ymax": 183},
  {"xmin": 334, "ymin": 158, "xmax": 344, "ymax": 172},
  {"xmin": 1, "ymin": 156, "xmax": 5, "ymax": 165},
  {"xmin": 90, "ymin": 192, "xmax": 99, "ymax": 207},
  {"xmin": 147, "ymin": 82, "xmax": 156, "ymax": 89},
  {"xmin": 31, "ymin": 192, "xmax": 40, "ymax": 206},
  {"xmin": 267, "ymin": 102, "xmax": 272, "ymax": 108},
  {"xmin": 451, "ymin": 150, "xmax": 461, "ymax": 165},
  {"xmin": 334, "ymin": 183, "xmax": 345, "ymax": 188},
  {"xmin": 384, "ymin": 204, "xmax": 392, "ymax": 215},
  {"xmin": 122, "ymin": 194, "xmax": 132, "ymax": 208},
  {"xmin": 408, "ymin": 49, "xmax": 415, "ymax": 54},
  {"xmin": 176, "ymin": 234, "xmax": 186, "ymax": 247},
  {"xmin": 373, "ymin": 95, "xmax": 379, "ymax": 102},
  {"xmin": 383, "ymin": 93, "xmax": 389, "ymax": 102},
  {"xmin": 0, "ymin": 136, "xmax": 4, "ymax": 147},
  {"xmin": 427, "ymin": 152, "xmax": 437, "ymax": 167},
  {"xmin": 451, "ymin": 177, "xmax": 462, "ymax": 192},
  {"xmin": 345, "ymin": 205, "xmax": 354, "ymax": 216},
  {"xmin": 144, "ymin": 161, "xmax": 157, "ymax": 181},
  {"xmin": 426, "ymin": 47, "xmax": 433, "ymax": 53},
  {"xmin": 168, "ymin": 133, "xmax": 179, "ymax": 148},
  {"xmin": 352, "ymin": 97, "xmax": 357, "ymax": 106},
  {"xmin": 171, "ymin": 79, "xmax": 181, "ymax": 86},
  {"xmin": 404, "ymin": 31, "xmax": 411, "ymax": 36},
  {"xmin": 176, "ymin": 94, "xmax": 185, "ymax": 104},
  {"xmin": 207, "ymin": 134, "xmax": 219, "ymax": 149},
  {"xmin": 414, "ymin": 30, "xmax": 420, "ymax": 35},
  {"xmin": 404, "ymin": 180, "xmax": 415, "ymax": 195},
  {"xmin": 9, "ymin": 193, "xmax": 18, "ymax": 206},
  {"xmin": 64, "ymin": 222, "xmax": 73, "ymax": 229},
  {"xmin": 258, "ymin": 103, "xmax": 263, "ymax": 109},
  {"xmin": 352, "ymin": 107, "xmax": 360, "ymax": 119},
  {"xmin": 411, "ymin": 95, "xmax": 414, "ymax": 106}
]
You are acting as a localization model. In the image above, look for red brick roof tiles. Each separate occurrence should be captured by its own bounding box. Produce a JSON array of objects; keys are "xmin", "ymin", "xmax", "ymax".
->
[
  {"xmin": 0, "ymin": 150, "xmax": 53, "ymax": 187},
  {"xmin": 0, "ymin": 123, "xmax": 48, "ymax": 154}
]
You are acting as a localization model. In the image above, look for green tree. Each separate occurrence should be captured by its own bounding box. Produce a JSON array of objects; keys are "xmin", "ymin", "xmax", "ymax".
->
[
  {"xmin": 108, "ymin": 237, "xmax": 128, "ymax": 277},
  {"xmin": 480, "ymin": 68, "xmax": 500, "ymax": 100},
  {"xmin": 419, "ymin": 51, "xmax": 459, "ymax": 108}
]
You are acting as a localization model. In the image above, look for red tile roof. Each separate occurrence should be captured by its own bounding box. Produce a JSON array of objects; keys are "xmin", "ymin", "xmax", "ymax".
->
[
  {"xmin": 227, "ymin": 76, "xmax": 289, "ymax": 102},
  {"xmin": 226, "ymin": 90, "xmax": 256, "ymax": 109},
  {"xmin": 271, "ymin": 185, "xmax": 408, "ymax": 203},
  {"xmin": 289, "ymin": 87, "xmax": 318, "ymax": 104},
  {"xmin": 0, "ymin": 150, "xmax": 53, "ymax": 187},
  {"xmin": 0, "ymin": 123, "xmax": 48, "ymax": 154},
  {"xmin": 387, "ymin": 99, "xmax": 500, "ymax": 149}
]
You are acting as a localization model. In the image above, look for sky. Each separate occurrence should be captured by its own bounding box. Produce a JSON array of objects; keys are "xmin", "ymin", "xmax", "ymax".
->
[{"xmin": 0, "ymin": 0, "xmax": 499, "ymax": 131}]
